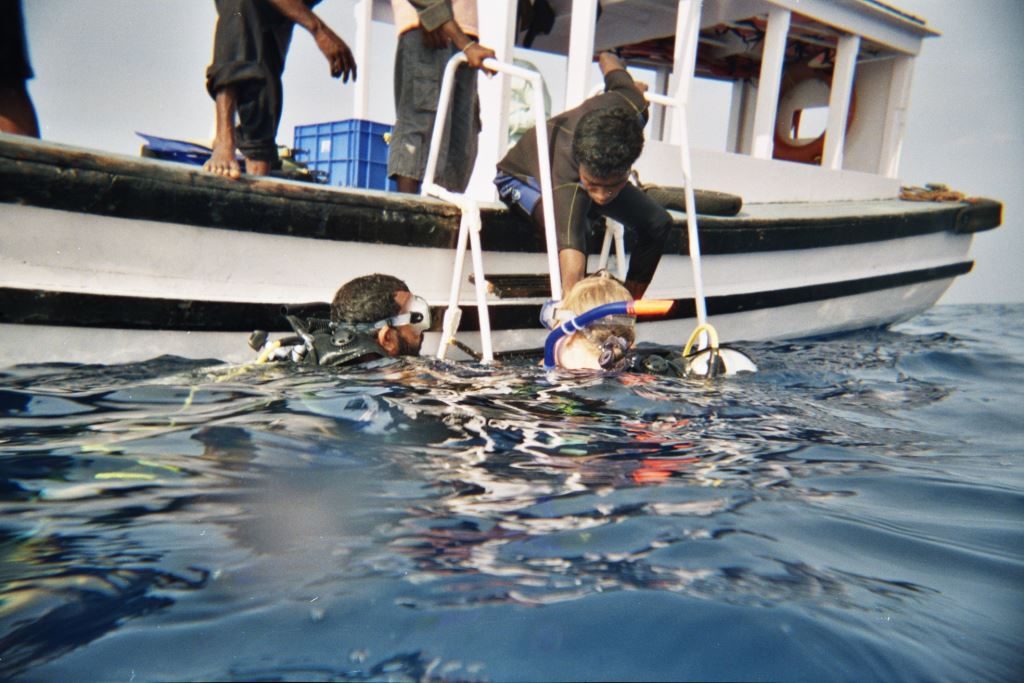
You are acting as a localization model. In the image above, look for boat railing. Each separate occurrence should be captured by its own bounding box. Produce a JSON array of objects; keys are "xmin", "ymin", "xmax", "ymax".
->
[
  {"xmin": 423, "ymin": 54, "xmax": 558, "ymax": 363},
  {"xmin": 641, "ymin": 89, "xmax": 708, "ymax": 328}
]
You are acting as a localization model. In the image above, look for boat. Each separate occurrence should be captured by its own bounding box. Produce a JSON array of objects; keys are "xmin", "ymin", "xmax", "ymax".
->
[{"xmin": 0, "ymin": 0, "xmax": 1003, "ymax": 367}]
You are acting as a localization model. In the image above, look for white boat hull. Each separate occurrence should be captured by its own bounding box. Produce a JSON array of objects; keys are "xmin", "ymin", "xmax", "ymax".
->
[
  {"xmin": 0, "ymin": 199, "xmax": 978, "ymax": 366},
  {"xmin": 0, "ymin": 137, "xmax": 999, "ymax": 367}
]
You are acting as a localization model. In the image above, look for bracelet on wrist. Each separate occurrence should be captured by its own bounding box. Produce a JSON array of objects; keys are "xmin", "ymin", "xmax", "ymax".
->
[{"xmin": 462, "ymin": 40, "xmax": 477, "ymax": 54}]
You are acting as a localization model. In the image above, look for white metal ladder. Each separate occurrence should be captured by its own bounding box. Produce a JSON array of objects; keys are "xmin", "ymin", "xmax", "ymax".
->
[
  {"xmin": 641, "ymin": 89, "xmax": 709, "ymax": 329},
  {"xmin": 424, "ymin": 22, "xmax": 711, "ymax": 360},
  {"xmin": 421, "ymin": 54, "xmax": 559, "ymax": 364},
  {"xmin": 587, "ymin": 84, "xmax": 710, "ymax": 331}
]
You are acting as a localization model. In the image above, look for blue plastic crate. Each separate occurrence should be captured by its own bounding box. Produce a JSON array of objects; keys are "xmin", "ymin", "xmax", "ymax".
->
[{"xmin": 293, "ymin": 119, "xmax": 395, "ymax": 192}]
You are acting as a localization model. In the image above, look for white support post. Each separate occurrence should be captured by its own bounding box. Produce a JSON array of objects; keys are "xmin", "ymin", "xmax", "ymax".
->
[
  {"xmin": 469, "ymin": 0, "xmax": 517, "ymax": 200},
  {"xmin": 751, "ymin": 7, "xmax": 791, "ymax": 159},
  {"xmin": 726, "ymin": 79, "xmax": 746, "ymax": 153},
  {"xmin": 641, "ymin": 0, "xmax": 710, "ymax": 331},
  {"xmin": 666, "ymin": 0, "xmax": 702, "ymax": 144},
  {"xmin": 352, "ymin": 0, "xmax": 373, "ymax": 120},
  {"xmin": 878, "ymin": 55, "xmax": 915, "ymax": 178},
  {"xmin": 673, "ymin": 0, "xmax": 702, "ymax": 108},
  {"xmin": 597, "ymin": 220, "xmax": 627, "ymax": 281},
  {"xmin": 650, "ymin": 67, "xmax": 671, "ymax": 142},
  {"xmin": 648, "ymin": 90, "xmax": 709, "ymax": 328},
  {"xmin": 676, "ymin": 0, "xmax": 709, "ymax": 328},
  {"xmin": 822, "ymin": 33, "xmax": 860, "ymax": 170},
  {"xmin": 564, "ymin": 0, "xmax": 599, "ymax": 110}
]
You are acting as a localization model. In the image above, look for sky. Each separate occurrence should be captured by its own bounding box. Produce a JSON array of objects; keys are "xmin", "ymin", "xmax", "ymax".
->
[{"xmin": 20, "ymin": 0, "xmax": 1023, "ymax": 304}]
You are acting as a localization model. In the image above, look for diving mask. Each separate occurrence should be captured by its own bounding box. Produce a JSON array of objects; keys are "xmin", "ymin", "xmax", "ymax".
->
[{"xmin": 372, "ymin": 294, "xmax": 432, "ymax": 333}]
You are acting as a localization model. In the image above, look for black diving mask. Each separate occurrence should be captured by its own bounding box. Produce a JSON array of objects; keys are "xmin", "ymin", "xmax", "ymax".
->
[{"xmin": 372, "ymin": 294, "xmax": 432, "ymax": 333}]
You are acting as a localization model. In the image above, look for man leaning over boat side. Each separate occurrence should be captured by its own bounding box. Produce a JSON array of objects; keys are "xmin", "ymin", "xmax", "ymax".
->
[
  {"xmin": 203, "ymin": 0, "xmax": 357, "ymax": 180},
  {"xmin": 494, "ymin": 51, "xmax": 672, "ymax": 300},
  {"xmin": 388, "ymin": 0, "xmax": 496, "ymax": 194},
  {"xmin": 251, "ymin": 274, "xmax": 430, "ymax": 367}
]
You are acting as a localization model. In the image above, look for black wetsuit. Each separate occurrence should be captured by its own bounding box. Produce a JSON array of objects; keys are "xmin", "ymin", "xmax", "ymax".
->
[{"xmin": 255, "ymin": 315, "xmax": 388, "ymax": 368}]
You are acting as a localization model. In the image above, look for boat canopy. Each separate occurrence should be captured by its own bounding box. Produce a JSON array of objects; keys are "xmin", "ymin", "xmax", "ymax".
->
[{"xmin": 352, "ymin": 0, "xmax": 939, "ymax": 200}]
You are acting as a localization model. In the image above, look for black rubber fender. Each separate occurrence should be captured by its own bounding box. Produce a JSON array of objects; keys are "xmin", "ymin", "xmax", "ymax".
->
[
  {"xmin": 642, "ymin": 185, "xmax": 743, "ymax": 217},
  {"xmin": 955, "ymin": 197, "xmax": 1003, "ymax": 234}
]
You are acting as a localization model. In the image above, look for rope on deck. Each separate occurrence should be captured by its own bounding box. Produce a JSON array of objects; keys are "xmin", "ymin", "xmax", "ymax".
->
[{"xmin": 900, "ymin": 183, "xmax": 966, "ymax": 202}]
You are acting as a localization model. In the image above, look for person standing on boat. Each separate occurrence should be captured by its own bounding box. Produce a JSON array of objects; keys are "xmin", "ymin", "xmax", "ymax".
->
[
  {"xmin": 204, "ymin": 0, "xmax": 357, "ymax": 179},
  {"xmin": 388, "ymin": 0, "xmax": 496, "ymax": 194},
  {"xmin": 495, "ymin": 51, "xmax": 672, "ymax": 300},
  {"xmin": 0, "ymin": 0, "xmax": 40, "ymax": 137}
]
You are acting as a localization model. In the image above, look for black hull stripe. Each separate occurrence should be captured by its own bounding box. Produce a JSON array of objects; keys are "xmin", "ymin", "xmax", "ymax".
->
[
  {"xmin": 0, "ymin": 262, "xmax": 972, "ymax": 333},
  {"xmin": 0, "ymin": 139, "xmax": 1000, "ymax": 255}
]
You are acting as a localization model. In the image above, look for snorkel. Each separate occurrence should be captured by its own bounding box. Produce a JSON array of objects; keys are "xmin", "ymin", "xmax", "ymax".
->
[{"xmin": 544, "ymin": 300, "xmax": 674, "ymax": 369}]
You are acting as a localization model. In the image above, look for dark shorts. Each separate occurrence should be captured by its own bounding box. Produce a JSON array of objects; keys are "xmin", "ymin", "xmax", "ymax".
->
[
  {"xmin": 0, "ymin": 1, "xmax": 33, "ymax": 86},
  {"xmin": 388, "ymin": 28, "xmax": 480, "ymax": 192}
]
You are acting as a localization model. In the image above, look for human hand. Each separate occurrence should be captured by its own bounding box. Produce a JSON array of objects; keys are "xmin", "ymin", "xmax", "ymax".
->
[
  {"xmin": 597, "ymin": 50, "xmax": 625, "ymax": 75},
  {"xmin": 314, "ymin": 24, "xmax": 357, "ymax": 82},
  {"xmin": 463, "ymin": 42, "xmax": 497, "ymax": 75}
]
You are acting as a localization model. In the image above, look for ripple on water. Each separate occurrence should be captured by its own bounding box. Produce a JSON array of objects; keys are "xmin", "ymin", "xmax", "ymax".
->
[{"xmin": 2, "ymin": 307, "xmax": 1023, "ymax": 681}]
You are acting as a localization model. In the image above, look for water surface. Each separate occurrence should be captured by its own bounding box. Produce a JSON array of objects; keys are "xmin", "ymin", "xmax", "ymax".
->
[{"xmin": 1, "ymin": 305, "xmax": 1022, "ymax": 681}]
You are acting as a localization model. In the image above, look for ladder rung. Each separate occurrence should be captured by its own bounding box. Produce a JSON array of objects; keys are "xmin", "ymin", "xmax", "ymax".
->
[{"xmin": 469, "ymin": 274, "xmax": 552, "ymax": 299}]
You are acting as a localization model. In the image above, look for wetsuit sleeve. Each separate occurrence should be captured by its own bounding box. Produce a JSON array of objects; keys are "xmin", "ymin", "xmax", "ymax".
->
[
  {"xmin": 602, "ymin": 68, "xmax": 649, "ymax": 123},
  {"xmin": 403, "ymin": 0, "xmax": 454, "ymax": 32},
  {"xmin": 550, "ymin": 182, "xmax": 590, "ymax": 253},
  {"xmin": 598, "ymin": 183, "xmax": 672, "ymax": 285}
]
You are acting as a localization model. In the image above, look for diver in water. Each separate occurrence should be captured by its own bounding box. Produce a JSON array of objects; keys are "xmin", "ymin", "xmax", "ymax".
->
[
  {"xmin": 250, "ymin": 273, "xmax": 430, "ymax": 368},
  {"xmin": 547, "ymin": 271, "xmax": 636, "ymax": 371},
  {"xmin": 546, "ymin": 271, "xmax": 757, "ymax": 378}
]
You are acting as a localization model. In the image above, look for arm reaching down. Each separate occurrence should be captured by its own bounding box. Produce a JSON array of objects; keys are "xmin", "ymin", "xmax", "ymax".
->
[{"xmin": 266, "ymin": 0, "xmax": 357, "ymax": 82}]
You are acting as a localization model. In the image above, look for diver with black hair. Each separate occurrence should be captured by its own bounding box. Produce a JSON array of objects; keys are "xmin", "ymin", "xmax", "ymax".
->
[{"xmin": 250, "ymin": 273, "xmax": 431, "ymax": 368}]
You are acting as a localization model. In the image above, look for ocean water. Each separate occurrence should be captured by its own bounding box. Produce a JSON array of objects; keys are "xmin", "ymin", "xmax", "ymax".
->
[{"xmin": 1, "ymin": 304, "xmax": 1022, "ymax": 682}]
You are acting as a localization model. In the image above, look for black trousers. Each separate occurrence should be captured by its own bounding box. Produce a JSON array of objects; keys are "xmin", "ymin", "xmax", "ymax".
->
[
  {"xmin": 205, "ymin": 0, "xmax": 302, "ymax": 162},
  {"xmin": 0, "ymin": 0, "xmax": 33, "ymax": 86}
]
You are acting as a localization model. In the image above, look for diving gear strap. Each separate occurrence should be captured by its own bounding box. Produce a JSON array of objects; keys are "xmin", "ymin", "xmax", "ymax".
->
[{"xmin": 252, "ymin": 316, "xmax": 386, "ymax": 368}]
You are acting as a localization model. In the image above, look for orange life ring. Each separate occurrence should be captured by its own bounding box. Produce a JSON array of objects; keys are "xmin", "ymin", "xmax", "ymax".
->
[{"xmin": 772, "ymin": 64, "xmax": 857, "ymax": 165}]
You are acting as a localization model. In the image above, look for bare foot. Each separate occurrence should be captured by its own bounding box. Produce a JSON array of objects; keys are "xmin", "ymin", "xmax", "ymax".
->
[
  {"xmin": 245, "ymin": 159, "xmax": 271, "ymax": 176},
  {"xmin": 203, "ymin": 140, "xmax": 241, "ymax": 179}
]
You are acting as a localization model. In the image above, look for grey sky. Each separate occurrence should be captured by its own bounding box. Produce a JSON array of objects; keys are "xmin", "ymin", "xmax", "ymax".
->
[{"xmin": 22, "ymin": 0, "xmax": 1022, "ymax": 303}]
